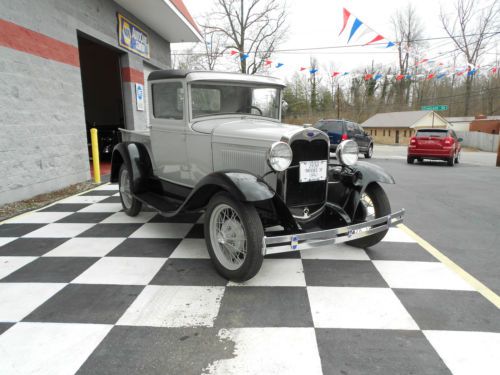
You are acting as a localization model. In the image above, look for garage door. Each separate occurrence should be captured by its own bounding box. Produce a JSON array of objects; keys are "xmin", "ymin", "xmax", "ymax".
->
[{"xmin": 143, "ymin": 63, "xmax": 156, "ymax": 126}]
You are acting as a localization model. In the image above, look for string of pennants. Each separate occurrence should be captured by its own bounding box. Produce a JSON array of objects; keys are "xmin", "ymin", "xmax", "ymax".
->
[{"xmin": 225, "ymin": 6, "xmax": 498, "ymax": 80}]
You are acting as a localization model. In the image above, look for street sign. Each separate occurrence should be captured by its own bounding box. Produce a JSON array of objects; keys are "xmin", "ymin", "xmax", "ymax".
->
[{"xmin": 421, "ymin": 105, "xmax": 448, "ymax": 111}]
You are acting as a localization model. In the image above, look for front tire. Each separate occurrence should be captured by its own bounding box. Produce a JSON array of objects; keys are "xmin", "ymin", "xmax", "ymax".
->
[
  {"xmin": 204, "ymin": 192, "xmax": 264, "ymax": 282},
  {"xmin": 447, "ymin": 155, "xmax": 455, "ymax": 166},
  {"xmin": 347, "ymin": 183, "xmax": 391, "ymax": 249},
  {"xmin": 364, "ymin": 145, "xmax": 373, "ymax": 159},
  {"xmin": 118, "ymin": 164, "xmax": 142, "ymax": 216}
]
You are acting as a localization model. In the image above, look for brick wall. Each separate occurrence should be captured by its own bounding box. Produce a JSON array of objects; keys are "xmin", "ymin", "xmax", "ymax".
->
[
  {"xmin": 470, "ymin": 120, "xmax": 500, "ymax": 134},
  {"xmin": 0, "ymin": 0, "xmax": 172, "ymax": 204},
  {"xmin": 366, "ymin": 128, "xmax": 415, "ymax": 145}
]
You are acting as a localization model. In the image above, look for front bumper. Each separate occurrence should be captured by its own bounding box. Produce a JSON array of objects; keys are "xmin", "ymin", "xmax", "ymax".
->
[{"xmin": 263, "ymin": 209, "xmax": 405, "ymax": 255}]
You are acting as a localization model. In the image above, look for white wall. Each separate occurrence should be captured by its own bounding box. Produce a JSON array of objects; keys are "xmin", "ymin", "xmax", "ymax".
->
[{"xmin": 456, "ymin": 131, "xmax": 499, "ymax": 152}]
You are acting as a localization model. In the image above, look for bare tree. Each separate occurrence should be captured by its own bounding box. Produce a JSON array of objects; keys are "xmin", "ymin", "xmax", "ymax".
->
[
  {"xmin": 206, "ymin": 0, "xmax": 288, "ymax": 74},
  {"xmin": 440, "ymin": 0, "xmax": 500, "ymax": 115}
]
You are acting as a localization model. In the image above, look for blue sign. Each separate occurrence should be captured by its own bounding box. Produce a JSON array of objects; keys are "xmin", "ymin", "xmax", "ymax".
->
[{"xmin": 118, "ymin": 13, "xmax": 150, "ymax": 59}]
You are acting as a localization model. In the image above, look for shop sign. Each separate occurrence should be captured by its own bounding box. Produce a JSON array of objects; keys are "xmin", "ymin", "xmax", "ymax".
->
[
  {"xmin": 118, "ymin": 13, "xmax": 150, "ymax": 59},
  {"xmin": 136, "ymin": 83, "xmax": 145, "ymax": 111}
]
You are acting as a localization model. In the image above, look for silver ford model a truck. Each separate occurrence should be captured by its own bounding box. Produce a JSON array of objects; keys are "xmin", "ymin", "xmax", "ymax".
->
[{"xmin": 111, "ymin": 70, "xmax": 405, "ymax": 281}]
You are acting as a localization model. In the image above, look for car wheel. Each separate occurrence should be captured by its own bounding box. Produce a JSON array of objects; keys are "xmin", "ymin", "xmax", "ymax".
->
[
  {"xmin": 118, "ymin": 164, "xmax": 142, "ymax": 216},
  {"xmin": 205, "ymin": 192, "xmax": 264, "ymax": 282},
  {"xmin": 417, "ymin": 158, "xmax": 423, "ymax": 163},
  {"xmin": 447, "ymin": 156, "xmax": 455, "ymax": 166},
  {"xmin": 455, "ymin": 151, "xmax": 460, "ymax": 164},
  {"xmin": 364, "ymin": 145, "xmax": 373, "ymax": 159},
  {"xmin": 347, "ymin": 183, "xmax": 391, "ymax": 249},
  {"xmin": 407, "ymin": 156, "xmax": 414, "ymax": 164}
]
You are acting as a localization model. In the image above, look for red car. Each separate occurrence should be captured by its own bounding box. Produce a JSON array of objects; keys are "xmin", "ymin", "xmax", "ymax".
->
[{"xmin": 407, "ymin": 128, "xmax": 462, "ymax": 166}]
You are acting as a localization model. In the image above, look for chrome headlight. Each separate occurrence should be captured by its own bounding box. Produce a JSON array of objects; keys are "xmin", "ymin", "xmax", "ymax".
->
[
  {"xmin": 336, "ymin": 140, "xmax": 359, "ymax": 166},
  {"xmin": 267, "ymin": 141, "xmax": 293, "ymax": 171}
]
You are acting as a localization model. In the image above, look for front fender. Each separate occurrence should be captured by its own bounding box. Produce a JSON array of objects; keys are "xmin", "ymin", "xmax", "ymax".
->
[{"xmin": 354, "ymin": 161, "xmax": 395, "ymax": 186}]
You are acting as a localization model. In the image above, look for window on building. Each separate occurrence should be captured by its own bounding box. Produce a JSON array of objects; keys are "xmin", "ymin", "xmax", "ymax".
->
[
  {"xmin": 375, "ymin": 130, "xmax": 377, "ymax": 136},
  {"xmin": 152, "ymin": 82, "xmax": 184, "ymax": 120},
  {"xmin": 404, "ymin": 130, "xmax": 407, "ymax": 137},
  {"xmin": 389, "ymin": 130, "xmax": 391, "ymax": 136},
  {"xmin": 383, "ymin": 129, "xmax": 385, "ymax": 136}
]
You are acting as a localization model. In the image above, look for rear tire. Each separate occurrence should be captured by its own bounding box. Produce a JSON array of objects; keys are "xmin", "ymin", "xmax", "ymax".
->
[
  {"xmin": 204, "ymin": 192, "xmax": 264, "ymax": 282},
  {"xmin": 364, "ymin": 145, "xmax": 373, "ymax": 159},
  {"xmin": 118, "ymin": 164, "xmax": 142, "ymax": 216},
  {"xmin": 454, "ymin": 151, "xmax": 460, "ymax": 164},
  {"xmin": 407, "ymin": 156, "xmax": 414, "ymax": 164},
  {"xmin": 347, "ymin": 183, "xmax": 391, "ymax": 249},
  {"xmin": 447, "ymin": 156, "xmax": 455, "ymax": 166}
]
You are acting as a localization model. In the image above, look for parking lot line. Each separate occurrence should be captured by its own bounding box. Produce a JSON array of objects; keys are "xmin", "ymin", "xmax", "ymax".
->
[{"xmin": 397, "ymin": 224, "xmax": 500, "ymax": 309}]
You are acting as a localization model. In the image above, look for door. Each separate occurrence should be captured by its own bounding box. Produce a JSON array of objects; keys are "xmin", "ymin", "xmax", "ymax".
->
[
  {"xmin": 143, "ymin": 63, "xmax": 157, "ymax": 126},
  {"xmin": 395, "ymin": 130, "xmax": 400, "ymax": 144}
]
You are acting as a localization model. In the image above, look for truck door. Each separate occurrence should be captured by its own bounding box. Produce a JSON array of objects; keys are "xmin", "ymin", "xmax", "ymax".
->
[{"xmin": 149, "ymin": 80, "xmax": 191, "ymax": 186}]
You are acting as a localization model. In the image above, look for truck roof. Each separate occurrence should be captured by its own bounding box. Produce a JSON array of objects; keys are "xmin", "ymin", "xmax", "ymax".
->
[{"xmin": 148, "ymin": 69, "xmax": 285, "ymax": 87}]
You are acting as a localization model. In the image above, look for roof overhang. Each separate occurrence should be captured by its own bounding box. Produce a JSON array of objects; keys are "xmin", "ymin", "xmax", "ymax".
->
[{"xmin": 115, "ymin": 0, "xmax": 202, "ymax": 43}]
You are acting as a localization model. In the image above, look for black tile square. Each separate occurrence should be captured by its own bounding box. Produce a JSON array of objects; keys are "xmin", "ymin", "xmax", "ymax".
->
[
  {"xmin": 265, "ymin": 250, "xmax": 301, "ymax": 259},
  {"xmin": 215, "ymin": 287, "xmax": 313, "ymax": 327},
  {"xmin": 38, "ymin": 204, "xmax": 90, "ymax": 212},
  {"xmin": 0, "ymin": 224, "xmax": 45, "ymax": 237},
  {"xmin": 0, "ymin": 323, "xmax": 14, "ymax": 335},
  {"xmin": 77, "ymin": 327, "xmax": 233, "ymax": 375},
  {"xmin": 302, "ymin": 260, "xmax": 388, "ymax": 287},
  {"xmin": 108, "ymin": 238, "xmax": 180, "ymax": 258},
  {"xmin": 98, "ymin": 196, "xmax": 122, "ymax": 204},
  {"xmin": 366, "ymin": 242, "xmax": 438, "ymax": 262},
  {"xmin": 78, "ymin": 224, "xmax": 142, "ymax": 237},
  {"xmin": 0, "ymin": 238, "xmax": 68, "ymax": 256},
  {"xmin": 185, "ymin": 223, "xmax": 204, "ymax": 238},
  {"xmin": 1, "ymin": 257, "xmax": 98, "ymax": 283},
  {"xmin": 394, "ymin": 289, "xmax": 500, "ymax": 332},
  {"xmin": 24, "ymin": 284, "xmax": 143, "ymax": 324},
  {"xmin": 56, "ymin": 212, "xmax": 114, "ymax": 223},
  {"xmin": 150, "ymin": 259, "xmax": 227, "ymax": 286},
  {"xmin": 150, "ymin": 212, "xmax": 202, "ymax": 223},
  {"xmin": 316, "ymin": 329, "xmax": 451, "ymax": 375},
  {"xmin": 80, "ymin": 190, "xmax": 117, "ymax": 196}
]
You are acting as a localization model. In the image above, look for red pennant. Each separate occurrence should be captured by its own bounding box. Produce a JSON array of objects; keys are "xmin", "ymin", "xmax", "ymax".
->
[
  {"xmin": 427, "ymin": 74, "xmax": 435, "ymax": 80},
  {"xmin": 339, "ymin": 8, "xmax": 351, "ymax": 35},
  {"xmin": 365, "ymin": 35, "xmax": 384, "ymax": 45},
  {"xmin": 364, "ymin": 74, "xmax": 373, "ymax": 80},
  {"xmin": 230, "ymin": 50, "xmax": 238, "ymax": 56},
  {"xmin": 264, "ymin": 59, "xmax": 272, "ymax": 66},
  {"xmin": 492, "ymin": 67, "xmax": 498, "ymax": 74},
  {"xmin": 396, "ymin": 74, "xmax": 404, "ymax": 81},
  {"xmin": 332, "ymin": 72, "xmax": 340, "ymax": 77},
  {"xmin": 300, "ymin": 67, "xmax": 307, "ymax": 71},
  {"xmin": 456, "ymin": 71, "xmax": 464, "ymax": 76}
]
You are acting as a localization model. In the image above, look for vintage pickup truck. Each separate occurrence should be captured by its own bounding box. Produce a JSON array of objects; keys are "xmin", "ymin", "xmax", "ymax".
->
[{"xmin": 111, "ymin": 70, "xmax": 404, "ymax": 281}]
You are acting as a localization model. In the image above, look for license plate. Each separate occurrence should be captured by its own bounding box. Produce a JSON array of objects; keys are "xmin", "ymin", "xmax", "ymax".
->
[{"xmin": 299, "ymin": 160, "xmax": 327, "ymax": 182}]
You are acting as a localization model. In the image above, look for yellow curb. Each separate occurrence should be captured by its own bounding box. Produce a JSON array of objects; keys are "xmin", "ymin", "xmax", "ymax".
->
[
  {"xmin": 398, "ymin": 223, "xmax": 500, "ymax": 309},
  {"xmin": 0, "ymin": 183, "xmax": 110, "ymax": 225}
]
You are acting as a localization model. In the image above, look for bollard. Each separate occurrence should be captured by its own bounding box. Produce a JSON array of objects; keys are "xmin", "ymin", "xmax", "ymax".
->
[{"xmin": 90, "ymin": 128, "xmax": 101, "ymax": 183}]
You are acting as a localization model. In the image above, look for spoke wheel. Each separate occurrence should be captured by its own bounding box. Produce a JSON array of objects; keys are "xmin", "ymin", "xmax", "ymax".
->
[{"xmin": 360, "ymin": 193, "xmax": 376, "ymax": 221}]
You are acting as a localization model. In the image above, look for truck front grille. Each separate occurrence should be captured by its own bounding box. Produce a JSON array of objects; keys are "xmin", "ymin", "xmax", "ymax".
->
[{"xmin": 285, "ymin": 139, "xmax": 329, "ymax": 207}]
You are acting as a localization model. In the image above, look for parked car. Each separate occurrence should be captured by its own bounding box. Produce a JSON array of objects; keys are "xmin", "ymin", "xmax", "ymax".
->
[
  {"xmin": 407, "ymin": 128, "xmax": 462, "ymax": 166},
  {"xmin": 87, "ymin": 125, "xmax": 122, "ymax": 161},
  {"xmin": 111, "ymin": 70, "xmax": 404, "ymax": 281},
  {"xmin": 314, "ymin": 119, "xmax": 374, "ymax": 158}
]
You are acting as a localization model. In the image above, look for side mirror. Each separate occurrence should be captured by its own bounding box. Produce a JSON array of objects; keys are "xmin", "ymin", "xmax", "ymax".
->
[{"xmin": 458, "ymin": 137, "xmax": 463, "ymax": 142}]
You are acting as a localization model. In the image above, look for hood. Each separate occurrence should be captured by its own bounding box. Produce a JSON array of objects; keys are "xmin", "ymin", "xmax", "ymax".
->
[{"xmin": 192, "ymin": 117, "xmax": 302, "ymax": 147}]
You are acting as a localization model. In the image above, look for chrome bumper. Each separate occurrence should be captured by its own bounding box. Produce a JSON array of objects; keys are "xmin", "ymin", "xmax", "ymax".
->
[{"xmin": 263, "ymin": 209, "xmax": 405, "ymax": 255}]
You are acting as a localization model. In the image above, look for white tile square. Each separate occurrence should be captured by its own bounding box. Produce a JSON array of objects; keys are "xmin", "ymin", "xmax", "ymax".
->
[
  {"xmin": 57, "ymin": 195, "xmax": 107, "ymax": 204},
  {"xmin": 382, "ymin": 227, "xmax": 416, "ymax": 243},
  {"xmin": 300, "ymin": 243, "xmax": 370, "ymax": 260},
  {"xmin": 0, "ymin": 238, "xmax": 16, "ymax": 247},
  {"xmin": 113, "ymin": 192, "xmax": 120, "ymax": 196},
  {"xmin": 78, "ymin": 203, "xmax": 123, "ymax": 213},
  {"xmin": 228, "ymin": 259, "xmax": 306, "ymax": 287},
  {"xmin": 117, "ymin": 285, "xmax": 225, "ymax": 327},
  {"xmin": 0, "ymin": 283, "xmax": 66, "ymax": 322},
  {"xmin": 424, "ymin": 330, "xmax": 500, "ymax": 375},
  {"xmin": 22, "ymin": 223, "xmax": 95, "ymax": 238},
  {"xmin": 0, "ymin": 256, "xmax": 37, "ymax": 279},
  {"xmin": 169, "ymin": 239, "xmax": 210, "ymax": 259},
  {"xmin": 5, "ymin": 212, "xmax": 72, "ymax": 224},
  {"xmin": 93, "ymin": 184, "xmax": 119, "ymax": 191},
  {"xmin": 373, "ymin": 261, "xmax": 474, "ymax": 290},
  {"xmin": 72, "ymin": 257, "xmax": 167, "ymax": 285},
  {"xmin": 129, "ymin": 223, "xmax": 193, "ymax": 238},
  {"xmin": 307, "ymin": 287, "xmax": 419, "ymax": 329},
  {"xmin": 44, "ymin": 238, "xmax": 125, "ymax": 257},
  {"xmin": 0, "ymin": 322, "xmax": 112, "ymax": 375},
  {"xmin": 205, "ymin": 328, "xmax": 323, "ymax": 375},
  {"xmin": 101, "ymin": 211, "xmax": 156, "ymax": 224}
]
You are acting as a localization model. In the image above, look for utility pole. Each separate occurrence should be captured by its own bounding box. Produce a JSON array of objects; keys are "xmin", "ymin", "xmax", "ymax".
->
[{"xmin": 337, "ymin": 83, "xmax": 340, "ymax": 119}]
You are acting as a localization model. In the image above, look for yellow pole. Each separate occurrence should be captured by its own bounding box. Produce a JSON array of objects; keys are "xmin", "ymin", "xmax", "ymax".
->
[{"xmin": 90, "ymin": 128, "xmax": 101, "ymax": 183}]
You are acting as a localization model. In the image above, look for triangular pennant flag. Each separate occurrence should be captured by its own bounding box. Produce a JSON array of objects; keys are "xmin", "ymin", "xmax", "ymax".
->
[
  {"xmin": 386, "ymin": 41, "xmax": 395, "ymax": 48},
  {"xmin": 492, "ymin": 67, "xmax": 498, "ymax": 74},
  {"xmin": 467, "ymin": 69, "xmax": 477, "ymax": 76},
  {"xmin": 365, "ymin": 34, "xmax": 383, "ymax": 45},
  {"xmin": 310, "ymin": 68, "xmax": 318, "ymax": 74},
  {"xmin": 396, "ymin": 74, "xmax": 404, "ymax": 81},
  {"xmin": 348, "ymin": 18, "xmax": 363, "ymax": 43},
  {"xmin": 374, "ymin": 74, "xmax": 383, "ymax": 80},
  {"xmin": 364, "ymin": 73, "xmax": 373, "ymax": 80},
  {"xmin": 339, "ymin": 8, "xmax": 351, "ymax": 35},
  {"xmin": 355, "ymin": 26, "xmax": 374, "ymax": 41},
  {"xmin": 437, "ymin": 73, "xmax": 446, "ymax": 79},
  {"xmin": 230, "ymin": 50, "xmax": 238, "ymax": 56},
  {"xmin": 240, "ymin": 54, "xmax": 249, "ymax": 61},
  {"xmin": 405, "ymin": 74, "xmax": 412, "ymax": 79},
  {"xmin": 427, "ymin": 74, "xmax": 435, "ymax": 80},
  {"xmin": 264, "ymin": 59, "xmax": 272, "ymax": 66},
  {"xmin": 300, "ymin": 67, "xmax": 307, "ymax": 71},
  {"xmin": 276, "ymin": 63, "xmax": 284, "ymax": 68},
  {"xmin": 342, "ymin": 72, "xmax": 349, "ymax": 76},
  {"xmin": 332, "ymin": 72, "xmax": 340, "ymax": 77}
]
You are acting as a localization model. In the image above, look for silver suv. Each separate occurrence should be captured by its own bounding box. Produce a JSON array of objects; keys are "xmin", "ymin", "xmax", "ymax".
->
[{"xmin": 111, "ymin": 70, "xmax": 404, "ymax": 281}]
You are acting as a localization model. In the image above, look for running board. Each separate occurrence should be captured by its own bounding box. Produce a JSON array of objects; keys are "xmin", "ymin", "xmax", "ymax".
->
[{"xmin": 134, "ymin": 192, "xmax": 182, "ymax": 216}]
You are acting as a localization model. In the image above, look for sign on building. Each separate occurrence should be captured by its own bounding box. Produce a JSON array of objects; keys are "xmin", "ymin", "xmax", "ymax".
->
[
  {"xmin": 135, "ymin": 83, "xmax": 145, "ymax": 111},
  {"xmin": 118, "ymin": 13, "xmax": 150, "ymax": 58},
  {"xmin": 421, "ymin": 105, "xmax": 448, "ymax": 111}
]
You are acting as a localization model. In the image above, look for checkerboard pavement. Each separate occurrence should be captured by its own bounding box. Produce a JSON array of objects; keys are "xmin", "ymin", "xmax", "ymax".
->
[{"xmin": 0, "ymin": 184, "xmax": 499, "ymax": 375}]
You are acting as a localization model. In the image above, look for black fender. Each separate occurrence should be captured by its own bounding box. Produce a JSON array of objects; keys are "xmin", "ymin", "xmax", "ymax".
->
[{"xmin": 110, "ymin": 142, "xmax": 153, "ymax": 193}]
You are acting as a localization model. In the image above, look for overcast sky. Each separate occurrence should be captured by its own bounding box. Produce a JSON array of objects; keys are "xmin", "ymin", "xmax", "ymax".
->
[{"xmin": 173, "ymin": 0, "xmax": 499, "ymax": 80}]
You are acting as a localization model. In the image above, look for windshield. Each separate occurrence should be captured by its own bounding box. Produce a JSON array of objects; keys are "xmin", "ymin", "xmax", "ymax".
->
[
  {"xmin": 416, "ymin": 130, "xmax": 448, "ymax": 138},
  {"xmin": 315, "ymin": 120, "xmax": 343, "ymax": 134},
  {"xmin": 191, "ymin": 83, "xmax": 280, "ymax": 119}
]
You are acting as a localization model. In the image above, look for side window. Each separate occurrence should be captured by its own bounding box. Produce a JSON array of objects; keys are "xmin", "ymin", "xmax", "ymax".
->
[
  {"xmin": 152, "ymin": 82, "xmax": 184, "ymax": 120},
  {"xmin": 356, "ymin": 124, "xmax": 364, "ymax": 135},
  {"xmin": 346, "ymin": 122, "xmax": 356, "ymax": 136}
]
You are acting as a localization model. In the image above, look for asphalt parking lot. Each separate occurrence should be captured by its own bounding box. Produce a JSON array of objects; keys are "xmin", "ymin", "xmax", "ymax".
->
[{"xmin": 0, "ymin": 159, "xmax": 499, "ymax": 374}]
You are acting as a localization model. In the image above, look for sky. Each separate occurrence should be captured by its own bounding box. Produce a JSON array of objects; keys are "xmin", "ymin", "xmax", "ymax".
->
[{"xmin": 173, "ymin": 0, "xmax": 499, "ymax": 80}]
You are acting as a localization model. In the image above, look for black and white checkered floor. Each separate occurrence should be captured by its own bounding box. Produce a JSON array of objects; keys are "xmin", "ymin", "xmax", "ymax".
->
[{"xmin": 0, "ymin": 184, "xmax": 499, "ymax": 375}]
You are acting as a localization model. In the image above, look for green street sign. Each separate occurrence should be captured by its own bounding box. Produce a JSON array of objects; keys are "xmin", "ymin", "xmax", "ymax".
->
[{"xmin": 421, "ymin": 105, "xmax": 448, "ymax": 111}]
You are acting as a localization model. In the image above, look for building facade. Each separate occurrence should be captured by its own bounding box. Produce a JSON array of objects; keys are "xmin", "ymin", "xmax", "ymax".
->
[{"xmin": 0, "ymin": 0, "xmax": 200, "ymax": 205}]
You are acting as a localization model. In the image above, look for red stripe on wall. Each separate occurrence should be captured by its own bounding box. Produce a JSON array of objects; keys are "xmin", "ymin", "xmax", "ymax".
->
[
  {"xmin": 121, "ymin": 67, "xmax": 144, "ymax": 84},
  {"xmin": 0, "ymin": 19, "xmax": 80, "ymax": 67}
]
